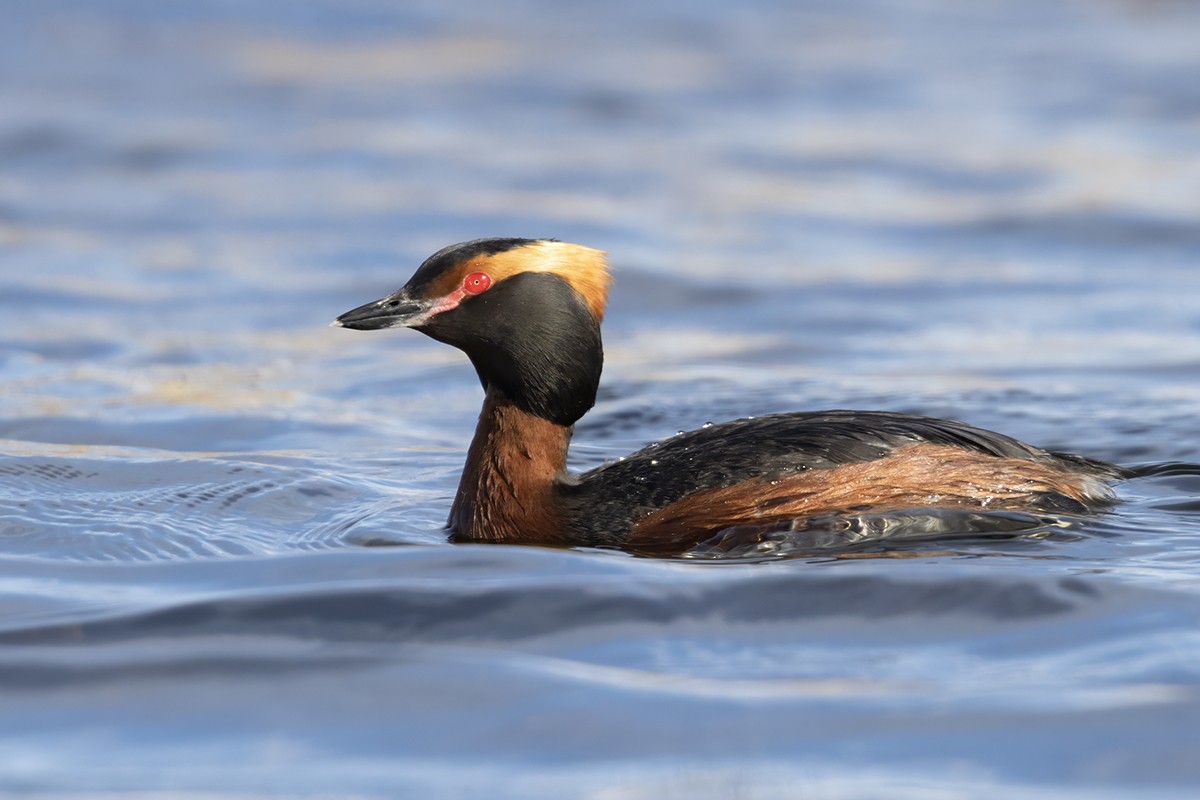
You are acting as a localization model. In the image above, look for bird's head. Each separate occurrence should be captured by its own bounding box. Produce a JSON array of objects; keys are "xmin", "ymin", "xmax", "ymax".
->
[{"xmin": 335, "ymin": 238, "xmax": 611, "ymax": 426}]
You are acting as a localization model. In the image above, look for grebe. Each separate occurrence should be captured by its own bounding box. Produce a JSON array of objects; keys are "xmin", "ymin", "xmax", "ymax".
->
[{"xmin": 334, "ymin": 238, "xmax": 1120, "ymax": 553}]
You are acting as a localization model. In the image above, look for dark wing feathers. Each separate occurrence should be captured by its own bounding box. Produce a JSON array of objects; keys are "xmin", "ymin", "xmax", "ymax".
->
[{"xmin": 567, "ymin": 410, "xmax": 1108, "ymax": 541}]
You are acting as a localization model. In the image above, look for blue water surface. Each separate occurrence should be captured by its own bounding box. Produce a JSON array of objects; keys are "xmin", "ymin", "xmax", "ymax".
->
[{"xmin": 2, "ymin": 1, "xmax": 1200, "ymax": 797}]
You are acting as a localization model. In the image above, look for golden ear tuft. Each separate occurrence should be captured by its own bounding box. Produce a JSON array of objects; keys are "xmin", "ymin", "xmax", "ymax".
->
[{"xmin": 485, "ymin": 241, "xmax": 613, "ymax": 321}]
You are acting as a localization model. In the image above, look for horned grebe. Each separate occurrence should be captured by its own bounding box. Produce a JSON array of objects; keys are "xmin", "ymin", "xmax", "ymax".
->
[{"xmin": 334, "ymin": 238, "xmax": 1119, "ymax": 552}]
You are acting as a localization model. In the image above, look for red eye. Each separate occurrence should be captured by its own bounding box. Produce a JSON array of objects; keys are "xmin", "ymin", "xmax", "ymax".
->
[{"xmin": 462, "ymin": 272, "xmax": 492, "ymax": 295}]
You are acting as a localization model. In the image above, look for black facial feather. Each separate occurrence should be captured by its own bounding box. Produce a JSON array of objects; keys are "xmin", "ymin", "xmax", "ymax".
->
[{"xmin": 418, "ymin": 271, "xmax": 602, "ymax": 426}]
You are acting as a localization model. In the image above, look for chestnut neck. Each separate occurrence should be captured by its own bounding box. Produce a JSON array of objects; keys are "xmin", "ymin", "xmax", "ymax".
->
[{"xmin": 448, "ymin": 386, "xmax": 573, "ymax": 544}]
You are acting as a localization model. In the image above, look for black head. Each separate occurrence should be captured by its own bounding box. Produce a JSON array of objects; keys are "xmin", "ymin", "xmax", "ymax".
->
[{"xmin": 334, "ymin": 238, "xmax": 612, "ymax": 427}]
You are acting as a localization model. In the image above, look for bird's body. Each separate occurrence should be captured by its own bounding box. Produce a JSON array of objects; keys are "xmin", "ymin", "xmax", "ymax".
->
[{"xmin": 336, "ymin": 238, "xmax": 1119, "ymax": 552}]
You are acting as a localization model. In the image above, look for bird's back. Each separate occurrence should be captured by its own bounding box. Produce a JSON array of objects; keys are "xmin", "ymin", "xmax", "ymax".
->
[{"xmin": 565, "ymin": 410, "xmax": 1119, "ymax": 547}]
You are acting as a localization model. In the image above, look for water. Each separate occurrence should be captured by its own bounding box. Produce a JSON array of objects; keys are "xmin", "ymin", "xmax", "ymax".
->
[{"xmin": 3, "ymin": 0, "xmax": 1200, "ymax": 796}]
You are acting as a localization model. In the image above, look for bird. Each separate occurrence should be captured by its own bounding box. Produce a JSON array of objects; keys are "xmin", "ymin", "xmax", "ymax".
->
[{"xmin": 334, "ymin": 237, "xmax": 1121, "ymax": 554}]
